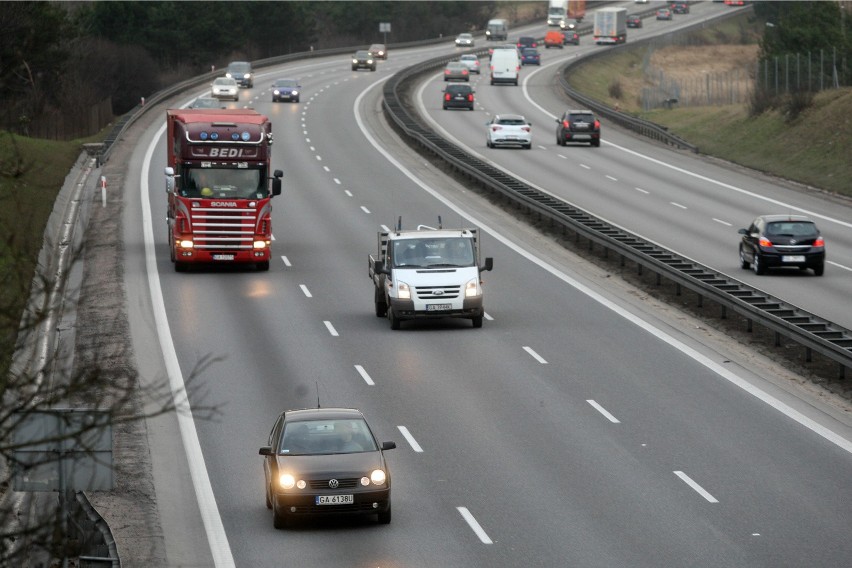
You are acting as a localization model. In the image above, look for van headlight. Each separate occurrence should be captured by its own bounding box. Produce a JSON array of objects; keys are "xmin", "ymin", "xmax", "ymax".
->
[
  {"xmin": 465, "ymin": 278, "xmax": 480, "ymax": 297},
  {"xmin": 397, "ymin": 281, "xmax": 411, "ymax": 300}
]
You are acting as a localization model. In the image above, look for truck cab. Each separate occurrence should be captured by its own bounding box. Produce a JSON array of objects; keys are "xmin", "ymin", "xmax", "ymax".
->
[{"xmin": 369, "ymin": 222, "xmax": 493, "ymax": 329}]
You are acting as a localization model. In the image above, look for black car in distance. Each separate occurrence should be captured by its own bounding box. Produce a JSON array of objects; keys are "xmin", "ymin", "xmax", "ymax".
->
[
  {"xmin": 443, "ymin": 84, "xmax": 475, "ymax": 110},
  {"xmin": 555, "ymin": 110, "xmax": 601, "ymax": 147},
  {"xmin": 738, "ymin": 214, "xmax": 826, "ymax": 275}
]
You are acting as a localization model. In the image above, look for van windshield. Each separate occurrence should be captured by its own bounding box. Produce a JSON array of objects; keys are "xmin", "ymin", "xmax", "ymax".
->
[{"xmin": 393, "ymin": 238, "xmax": 475, "ymax": 268}]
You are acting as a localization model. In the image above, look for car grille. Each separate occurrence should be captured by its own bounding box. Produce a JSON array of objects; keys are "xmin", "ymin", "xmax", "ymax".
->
[
  {"xmin": 308, "ymin": 477, "xmax": 360, "ymax": 489},
  {"xmin": 415, "ymin": 285, "xmax": 461, "ymax": 299}
]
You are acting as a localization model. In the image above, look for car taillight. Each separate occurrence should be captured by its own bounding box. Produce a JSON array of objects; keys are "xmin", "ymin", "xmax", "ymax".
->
[
  {"xmin": 522, "ymin": 126, "xmax": 530, "ymax": 132},
  {"xmin": 814, "ymin": 237, "xmax": 825, "ymax": 247},
  {"xmin": 492, "ymin": 126, "xmax": 502, "ymax": 131},
  {"xmin": 444, "ymin": 70, "xmax": 450, "ymax": 75},
  {"xmin": 463, "ymin": 69, "xmax": 468, "ymax": 75},
  {"xmin": 467, "ymin": 94, "xmax": 474, "ymax": 101},
  {"xmin": 758, "ymin": 237, "xmax": 773, "ymax": 248},
  {"xmin": 445, "ymin": 93, "xmax": 451, "ymax": 101},
  {"xmin": 563, "ymin": 120, "xmax": 570, "ymax": 129},
  {"xmin": 594, "ymin": 120, "xmax": 601, "ymax": 129}
]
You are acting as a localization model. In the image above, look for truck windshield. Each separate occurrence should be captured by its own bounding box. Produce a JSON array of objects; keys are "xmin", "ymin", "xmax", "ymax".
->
[
  {"xmin": 393, "ymin": 238, "xmax": 475, "ymax": 268},
  {"xmin": 181, "ymin": 167, "xmax": 266, "ymax": 199}
]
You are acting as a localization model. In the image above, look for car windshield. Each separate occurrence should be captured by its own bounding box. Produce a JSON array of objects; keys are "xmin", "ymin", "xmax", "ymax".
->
[
  {"xmin": 393, "ymin": 237, "xmax": 475, "ymax": 268},
  {"xmin": 766, "ymin": 222, "xmax": 818, "ymax": 238},
  {"xmin": 228, "ymin": 62, "xmax": 250, "ymax": 73},
  {"xmin": 523, "ymin": 49, "xmax": 537, "ymax": 55},
  {"xmin": 191, "ymin": 98, "xmax": 221, "ymax": 108},
  {"xmin": 214, "ymin": 78, "xmax": 235, "ymax": 86},
  {"xmin": 181, "ymin": 167, "xmax": 266, "ymax": 199},
  {"xmin": 356, "ymin": 51, "xmax": 370, "ymax": 57},
  {"xmin": 278, "ymin": 419, "xmax": 378, "ymax": 455},
  {"xmin": 275, "ymin": 79, "xmax": 297, "ymax": 88}
]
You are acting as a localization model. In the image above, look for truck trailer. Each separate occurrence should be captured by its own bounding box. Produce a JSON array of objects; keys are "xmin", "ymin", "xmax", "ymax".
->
[
  {"xmin": 594, "ymin": 7, "xmax": 627, "ymax": 45},
  {"xmin": 369, "ymin": 219, "xmax": 493, "ymax": 329},
  {"xmin": 164, "ymin": 109, "xmax": 282, "ymax": 271}
]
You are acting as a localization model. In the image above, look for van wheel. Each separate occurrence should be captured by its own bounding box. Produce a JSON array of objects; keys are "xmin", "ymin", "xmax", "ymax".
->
[
  {"xmin": 375, "ymin": 288, "xmax": 387, "ymax": 317},
  {"xmin": 472, "ymin": 315, "xmax": 483, "ymax": 328},
  {"xmin": 389, "ymin": 308, "xmax": 401, "ymax": 330}
]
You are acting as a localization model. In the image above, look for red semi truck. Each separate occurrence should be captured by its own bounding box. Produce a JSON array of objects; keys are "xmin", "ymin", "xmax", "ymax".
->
[{"xmin": 164, "ymin": 109, "xmax": 282, "ymax": 271}]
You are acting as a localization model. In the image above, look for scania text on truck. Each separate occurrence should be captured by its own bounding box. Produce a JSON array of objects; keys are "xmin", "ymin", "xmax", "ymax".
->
[
  {"xmin": 368, "ymin": 219, "xmax": 493, "ymax": 329},
  {"xmin": 164, "ymin": 109, "xmax": 282, "ymax": 272},
  {"xmin": 593, "ymin": 7, "xmax": 627, "ymax": 45}
]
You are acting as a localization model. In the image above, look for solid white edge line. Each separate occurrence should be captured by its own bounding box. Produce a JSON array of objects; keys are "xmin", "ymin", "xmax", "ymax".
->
[
  {"xmin": 456, "ymin": 507, "xmax": 493, "ymax": 544},
  {"xmin": 353, "ymin": 77, "xmax": 852, "ymax": 456},
  {"xmin": 674, "ymin": 471, "xmax": 719, "ymax": 503},
  {"xmin": 354, "ymin": 364, "xmax": 375, "ymax": 386},
  {"xmin": 142, "ymin": 125, "xmax": 235, "ymax": 567},
  {"xmin": 397, "ymin": 426, "xmax": 423, "ymax": 452},
  {"xmin": 827, "ymin": 260, "xmax": 852, "ymax": 272},
  {"xmin": 587, "ymin": 400, "xmax": 621, "ymax": 424}
]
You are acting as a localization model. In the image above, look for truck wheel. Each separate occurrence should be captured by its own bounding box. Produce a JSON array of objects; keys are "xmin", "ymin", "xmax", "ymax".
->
[
  {"xmin": 256, "ymin": 261, "xmax": 270, "ymax": 272},
  {"xmin": 175, "ymin": 261, "xmax": 187, "ymax": 273},
  {"xmin": 472, "ymin": 315, "xmax": 483, "ymax": 328},
  {"xmin": 374, "ymin": 288, "xmax": 388, "ymax": 317},
  {"xmin": 389, "ymin": 308, "xmax": 401, "ymax": 330}
]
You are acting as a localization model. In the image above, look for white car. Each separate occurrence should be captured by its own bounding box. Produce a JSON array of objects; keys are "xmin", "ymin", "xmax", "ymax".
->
[
  {"xmin": 486, "ymin": 114, "xmax": 532, "ymax": 149},
  {"xmin": 211, "ymin": 77, "xmax": 239, "ymax": 101},
  {"xmin": 458, "ymin": 54, "xmax": 481, "ymax": 74},
  {"xmin": 455, "ymin": 33, "xmax": 475, "ymax": 47}
]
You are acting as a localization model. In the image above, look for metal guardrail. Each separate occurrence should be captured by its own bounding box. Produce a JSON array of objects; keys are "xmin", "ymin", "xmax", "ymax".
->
[{"xmin": 380, "ymin": 45, "xmax": 852, "ymax": 379}]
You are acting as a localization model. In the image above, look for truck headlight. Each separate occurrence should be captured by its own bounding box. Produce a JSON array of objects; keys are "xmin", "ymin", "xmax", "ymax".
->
[
  {"xmin": 179, "ymin": 239, "xmax": 194, "ymax": 249},
  {"xmin": 397, "ymin": 281, "xmax": 411, "ymax": 300},
  {"xmin": 465, "ymin": 278, "xmax": 480, "ymax": 297}
]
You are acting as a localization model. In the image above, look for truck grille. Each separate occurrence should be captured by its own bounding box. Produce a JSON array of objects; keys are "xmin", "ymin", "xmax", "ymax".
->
[
  {"xmin": 415, "ymin": 285, "xmax": 461, "ymax": 299},
  {"xmin": 190, "ymin": 207, "xmax": 257, "ymax": 250}
]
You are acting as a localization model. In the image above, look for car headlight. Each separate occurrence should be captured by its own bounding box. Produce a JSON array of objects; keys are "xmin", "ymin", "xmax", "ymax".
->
[
  {"xmin": 274, "ymin": 89, "xmax": 280, "ymax": 95},
  {"xmin": 291, "ymin": 90, "xmax": 298, "ymax": 96},
  {"xmin": 353, "ymin": 59, "xmax": 358, "ymax": 64},
  {"xmin": 244, "ymin": 73, "xmax": 251, "ymax": 79},
  {"xmin": 279, "ymin": 474, "xmax": 295, "ymax": 489},
  {"xmin": 465, "ymin": 277, "xmax": 480, "ymax": 297},
  {"xmin": 370, "ymin": 469, "xmax": 386, "ymax": 485},
  {"xmin": 368, "ymin": 59, "xmax": 374, "ymax": 64},
  {"xmin": 397, "ymin": 281, "xmax": 411, "ymax": 300}
]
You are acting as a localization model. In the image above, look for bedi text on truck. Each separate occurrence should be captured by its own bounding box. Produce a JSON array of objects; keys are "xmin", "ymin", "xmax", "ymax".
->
[
  {"xmin": 369, "ymin": 219, "xmax": 494, "ymax": 329},
  {"xmin": 164, "ymin": 109, "xmax": 283, "ymax": 271}
]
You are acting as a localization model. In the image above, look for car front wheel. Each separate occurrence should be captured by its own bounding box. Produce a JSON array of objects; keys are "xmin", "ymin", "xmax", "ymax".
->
[{"xmin": 378, "ymin": 502, "xmax": 392, "ymax": 524}]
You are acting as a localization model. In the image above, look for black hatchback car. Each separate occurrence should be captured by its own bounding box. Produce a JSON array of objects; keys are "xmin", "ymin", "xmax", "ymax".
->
[
  {"xmin": 738, "ymin": 215, "xmax": 826, "ymax": 276},
  {"xmin": 555, "ymin": 110, "xmax": 601, "ymax": 147},
  {"xmin": 443, "ymin": 84, "xmax": 475, "ymax": 110},
  {"xmin": 259, "ymin": 408, "xmax": 396, "ymax": 529}
]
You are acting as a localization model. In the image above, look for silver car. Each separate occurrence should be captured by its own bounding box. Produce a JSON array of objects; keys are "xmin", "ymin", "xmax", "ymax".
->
[
  {"xmin": 486, "ymin": 114, "xmax": 532, "ymax": 149},
  {"xmin": 443, "ymin": 61, "xmax": 470, "ymax": 82},
  {"xmin": 458, "ymin": 54, "xmax": 481, "ymax": 74},
  {"xmin": 455, "ymin": 33, "xmax": 475, "ymax": 47},
  {"xmin": 211, "ymin": 77, "xmax": 239, "ymax": 101}
]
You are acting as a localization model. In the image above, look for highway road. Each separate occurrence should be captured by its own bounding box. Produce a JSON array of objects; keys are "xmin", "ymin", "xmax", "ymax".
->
[{"xmin": 114, "ymin": 3, "xmax": 852, "ymax": 567}]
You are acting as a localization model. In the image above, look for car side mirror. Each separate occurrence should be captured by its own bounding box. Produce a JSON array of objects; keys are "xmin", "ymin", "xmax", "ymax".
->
[
  {"xmin": 381, "ymin": 441, "xmax": 397, "ymax": 451},
  {"xmin": 737, "ymin": 228, "xmax": 748, "ymax": 235},
  {"xmin": 259, "ymin": 446, "xmax": 273, "ymax": 456}
]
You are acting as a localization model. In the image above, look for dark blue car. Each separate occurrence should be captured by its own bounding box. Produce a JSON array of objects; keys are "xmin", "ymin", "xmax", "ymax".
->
[
  {"xmin": 521, "ymin": 48, "xmax": 540, "ymax": 66},
  {"xmin": 272, "ymin": 78, "xmax": 301, "ymax": 103}
]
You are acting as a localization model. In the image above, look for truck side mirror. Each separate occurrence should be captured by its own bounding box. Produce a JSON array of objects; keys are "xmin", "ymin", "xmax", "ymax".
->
[
  {"xmin": 271, "ymin": 169, "xmax": 283, "ymax": 197},
  {"xmin": 165, "ymin": 166, "xmax": 176, "ymax": 194},
  {"xmin": 481, "ymin": 257, "xmax": 493, "ymax": 272}
]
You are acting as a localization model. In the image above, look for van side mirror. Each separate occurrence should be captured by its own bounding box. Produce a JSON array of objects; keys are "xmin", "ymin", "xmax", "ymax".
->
[{"xmin": 481, "ymin": 257, "xmax": 493, "ymax": 272}]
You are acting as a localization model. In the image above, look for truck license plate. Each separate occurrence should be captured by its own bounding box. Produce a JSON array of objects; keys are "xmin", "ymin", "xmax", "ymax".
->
[
  {"xmin": 316, "ymin": 495, "xmax": 353, "ymax": 505},
  {"xmin": 427, "ymin": 304, "xmax": 452, "ymax": 311},
  {"xmin": 212, "ymin": 254, "xmax": 234, "ymax": 261},
  {"xmin": 782, "ymin": 255, "xmax": 805, "ymax": 262}
]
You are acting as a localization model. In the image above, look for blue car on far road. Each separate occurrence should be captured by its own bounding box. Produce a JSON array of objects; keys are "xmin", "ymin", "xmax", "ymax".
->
[{"xmin": 521, "ymin": 48, "xmax": 540, "ymax": 66}]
